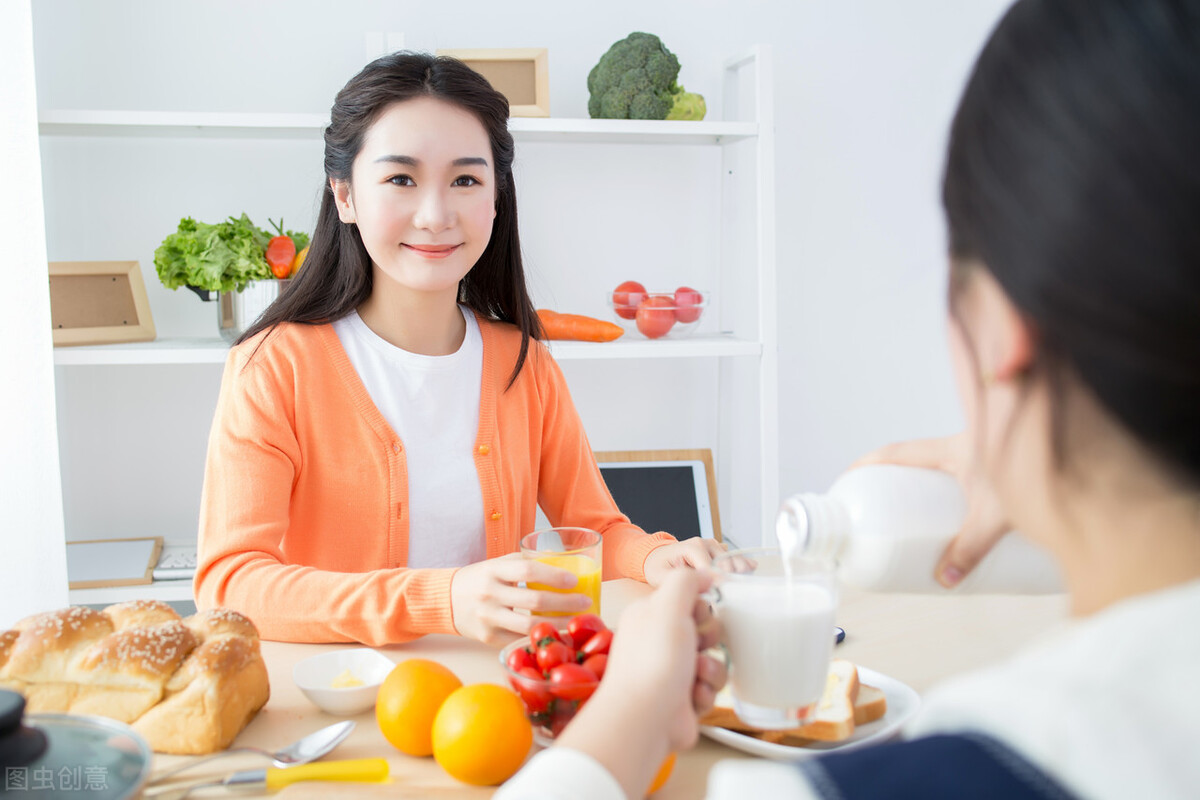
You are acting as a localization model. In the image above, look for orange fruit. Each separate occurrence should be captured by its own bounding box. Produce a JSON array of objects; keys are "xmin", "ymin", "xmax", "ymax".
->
[
  {"xmin": 375, "ymin": 658, "xmax": 462, "ymax": 756},
  {"xmin": 647, "ymin": 752, "xmax": 677, "ymax": 795},
  {"xmin": 432, "ymin": 683, "xmax": 533, "ymax": 785}
]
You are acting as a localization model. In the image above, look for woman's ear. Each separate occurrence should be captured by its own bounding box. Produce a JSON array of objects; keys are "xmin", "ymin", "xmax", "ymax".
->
[
  {"xmin": 975, "ymin": 269, "xmax": 1036, "ymax": 382},
  {"xmin": 331, "ymin": 178, "xmax": 356, "ymax": 224}
]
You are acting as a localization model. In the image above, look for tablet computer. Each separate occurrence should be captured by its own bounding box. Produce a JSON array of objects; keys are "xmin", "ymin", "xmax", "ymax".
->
[{"xmin": 594, "ymin": 450, "xmax": 721, "ymax": 542}]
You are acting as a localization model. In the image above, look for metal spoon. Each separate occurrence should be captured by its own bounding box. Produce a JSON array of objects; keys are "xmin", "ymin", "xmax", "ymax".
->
[{"xmin": 147, "ymin": 720, "xmax": 355, "ymax": 785}]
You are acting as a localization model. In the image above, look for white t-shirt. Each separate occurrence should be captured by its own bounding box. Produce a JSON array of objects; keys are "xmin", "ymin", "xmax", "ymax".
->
[{"xmin": 332, "ymin": 306, "xmax": 486, "ymax": 568}]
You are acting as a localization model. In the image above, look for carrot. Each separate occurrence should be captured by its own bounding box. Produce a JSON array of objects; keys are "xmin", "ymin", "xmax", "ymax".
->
[{"xmin": 537, "ymin": 309, "xmax": 624, "ymax": 342}]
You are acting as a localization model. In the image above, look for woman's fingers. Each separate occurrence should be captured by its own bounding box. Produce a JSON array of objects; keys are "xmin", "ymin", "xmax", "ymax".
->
[
  {"xmin": 848, "ymin": 434, "xmax": 961, "ymax": 473},
  {"xmin": 492, "ymin": 553, "xmax": 580, "ymax": 590},
  {"xmin": 495, "ymin": 583, "xmax": 591, "ymax": 615},
  {"xmin": 936, "ymin": 522, "xmax": 1010, "ymax": 587}
]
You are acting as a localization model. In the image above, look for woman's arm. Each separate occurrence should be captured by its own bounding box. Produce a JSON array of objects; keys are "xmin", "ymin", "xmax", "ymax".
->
[
  {"xmin": 531, "ymin": 351, "xmax": 678, "ymax": 581},
  {"xmin": 194, "ymin": 347, "xmax": 455, "ymax": 645}
]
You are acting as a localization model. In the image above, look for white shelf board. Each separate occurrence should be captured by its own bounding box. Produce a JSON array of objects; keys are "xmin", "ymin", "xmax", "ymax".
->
[
  {"xmin": 53, "ymin": 335, "xmax": 760, "ymax": 365},
  {"xmin": 54, "ymin": 338, "xmax": 232, "ymax": 365},
  {"xmin": 38, "ymin": 110, "xmax": 756, "ymax": 145},
  {"xmin": 69, "ymin": 581, "xmax": 195, "ymax": 606},
  {"xmin": 546, "ymin": 335, "xmax": 761, "ymax": 359}
]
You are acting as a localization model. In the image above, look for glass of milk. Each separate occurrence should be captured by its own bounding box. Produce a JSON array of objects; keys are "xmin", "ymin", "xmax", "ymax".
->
[{"xmin": 707, "ymin": 547, "xmax": 837, "ymax": 729}]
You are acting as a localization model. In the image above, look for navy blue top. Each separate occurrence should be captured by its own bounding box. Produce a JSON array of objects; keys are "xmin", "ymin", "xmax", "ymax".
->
[{"xmin": 797, "ymin": 734, "xmax": 1079, "ymax": 800}]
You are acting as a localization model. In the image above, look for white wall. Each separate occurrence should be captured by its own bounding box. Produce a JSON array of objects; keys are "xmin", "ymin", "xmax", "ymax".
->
[
  {"xmin": 1, "ymin": 0, "xmax": 68, "ymax": 625},
  {"xmin": 30, "ymin": 0, "xmax": 1010, "ymax": 548}
]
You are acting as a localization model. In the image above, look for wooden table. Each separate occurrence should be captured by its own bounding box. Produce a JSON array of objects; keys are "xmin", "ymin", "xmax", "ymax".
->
[{"xmin": 151, "ymin": 580, "xmax": 1070, "ymax": 798}]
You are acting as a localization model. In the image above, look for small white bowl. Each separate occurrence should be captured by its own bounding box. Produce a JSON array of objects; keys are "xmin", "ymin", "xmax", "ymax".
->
[{"xmin": 292, "ymin": 648, "xmax": 396, "ymax": 715}]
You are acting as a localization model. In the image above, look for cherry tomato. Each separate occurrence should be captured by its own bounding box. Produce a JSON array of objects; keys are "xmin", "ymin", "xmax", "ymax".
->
[
  {"xmin": 529, "ymin": 621, "xmax": 561, "ymax": 649},
  {"xmin": 581, "ymin": 653, "xmax": 608, "ymax": 680},
  {"xmin": 506, "ymin": 645, "xmax": 537, "ymax": 674},
  {"xmin": 612, "ymin": 280, "xmax": 647, "ymax": 320},
  {"xmin": 566, "ymin": 614, "xmax": 607, "ymax": 649},
  {"xmin": 536, "ymin": 641, "xmax": 572, "ymax": 673},
  {"xmin": 548, "ymin": 663, "xmax": 599, "ymax": 701},
  {"xmin": 635, "ymin": 294, "xmax": 676, "ymax": 339},
  {"xmin": 673, "ymin": 286, "xmax": 703, "ymax": 323},
  {"xmin": 512, "ymin": 666, "xmax": 552, "ymax": 713},
  {"xmin": 580, "ymin": 628, "xmax": 613, "ymax": 658}
]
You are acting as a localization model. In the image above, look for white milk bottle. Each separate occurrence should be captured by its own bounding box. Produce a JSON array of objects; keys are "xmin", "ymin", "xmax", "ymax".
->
[{"xmin": 775, "ymin": 465, "xmax": 1063, "ymax": 593}]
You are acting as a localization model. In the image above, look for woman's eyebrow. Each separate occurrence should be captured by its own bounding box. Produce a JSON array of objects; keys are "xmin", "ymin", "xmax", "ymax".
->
[{"xmin": 372, "ymin": 155, "xmax": 489, "ymax": 167}]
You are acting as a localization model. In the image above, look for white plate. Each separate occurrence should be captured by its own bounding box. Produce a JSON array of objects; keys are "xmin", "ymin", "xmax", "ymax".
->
[{"xmin": 701, "ymin": 666, "xmax": 920, "ymax": 760}]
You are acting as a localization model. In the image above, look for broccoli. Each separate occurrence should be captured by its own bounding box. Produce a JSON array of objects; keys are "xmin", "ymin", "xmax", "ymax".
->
[
  {"xmin": 667, "ymin": 86, "xmax": 706, "ymax": 121},
  {"xmin": 587, "ymin": 32, "xmax": 681, "ymax": 120}
]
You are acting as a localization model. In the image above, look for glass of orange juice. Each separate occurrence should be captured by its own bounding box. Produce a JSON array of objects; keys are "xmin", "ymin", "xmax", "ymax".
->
[{"xmin": 520, "ymin": 527, "xmax": 602, "ymax": 616}]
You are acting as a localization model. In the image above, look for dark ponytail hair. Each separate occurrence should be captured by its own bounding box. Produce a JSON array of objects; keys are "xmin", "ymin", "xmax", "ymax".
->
[
  {"xmin": 238, "ymin": 52, "xmax": 543, "ymax": 387},
  {"xmin": 943, "ymin": 0, "xmax": 1200, "ymax": 482}
]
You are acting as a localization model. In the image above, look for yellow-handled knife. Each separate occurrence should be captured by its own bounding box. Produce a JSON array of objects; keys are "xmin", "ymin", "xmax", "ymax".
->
[{"xmin": 144, "ymin": 758, "xmax": 389, "ymax": 798}]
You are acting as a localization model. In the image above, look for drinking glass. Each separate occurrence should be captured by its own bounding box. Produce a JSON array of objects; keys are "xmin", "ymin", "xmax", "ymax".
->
[
  {"xmin": 707, "ymin": 547, "xmax": 837, "ymax": 729},
  {"xmin": 520, "ymin": 527, "xmax": 602, "ymax": 616}
]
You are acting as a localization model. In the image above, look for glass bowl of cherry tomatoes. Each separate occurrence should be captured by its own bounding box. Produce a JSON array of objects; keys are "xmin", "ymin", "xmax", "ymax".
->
[
  {"xmin": 607, "ymin": 282, "xmax": 708, "ymax": 340},
  {"xmin": 499, "ymin": 614, "xmax": 613, "ymax": 746}
]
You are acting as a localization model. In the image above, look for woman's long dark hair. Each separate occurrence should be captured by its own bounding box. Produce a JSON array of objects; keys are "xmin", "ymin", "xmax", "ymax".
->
[
  {"xmin": 943, "ymin": 0, "xmax": 1200, "ymax": 482},
  {"xmin": 238, "ymin": 52, "xmax": 543, "ymax": 387}
]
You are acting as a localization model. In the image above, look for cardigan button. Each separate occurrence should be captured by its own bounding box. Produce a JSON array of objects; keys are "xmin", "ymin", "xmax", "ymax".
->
[
  {"xmin": 393, "ymin": 442, "xmax": 402, "ymax": 454},
  {"xmin": 490, "ymin": 511, "xmax": 502, "ymax": 521},
  {"xmin": 478, "ymin": 444, "xmax": 490, "ymax": 456}
]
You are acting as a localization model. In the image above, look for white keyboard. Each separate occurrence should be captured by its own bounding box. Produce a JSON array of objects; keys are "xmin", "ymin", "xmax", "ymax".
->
[{"xmin": 153, "ymin": 549, "xmax": 197, "ymax": 581}]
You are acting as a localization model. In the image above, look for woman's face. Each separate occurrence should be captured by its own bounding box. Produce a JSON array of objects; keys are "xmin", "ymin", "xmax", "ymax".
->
[{"xmin": 334, "ymin": 96, "xmax": 497, "ymax": 298}]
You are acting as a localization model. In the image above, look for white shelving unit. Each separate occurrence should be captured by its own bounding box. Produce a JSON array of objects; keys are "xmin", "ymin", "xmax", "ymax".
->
[{"xmin": 44, "ymin": 46, "xmax": 778, "ymax": 602}]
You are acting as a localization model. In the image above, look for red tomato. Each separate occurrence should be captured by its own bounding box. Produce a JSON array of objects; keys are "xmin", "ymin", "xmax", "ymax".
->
[
  {"xmin": 536, "ymin": 641, "xmax": 572, "ymax": 673},
  {"xmin": 265, "ymin": 235, "xmax": 296, "ymax": 280},
  {"xmin": 635, "ymin": 295, "xmax": 676, "ymax": 339},
  {"xmin": 506, "ymin": 645, "xmax": 537, "ymax": 674},
  {"xmin": 581, "ymin": 653, "xmax": 608, "ymax": 680},
  {"xmin": 673, "ymin": 286, "xmax": 703, "ymax": 323},
  {"xmin": 580, "ymin": 628, "xmax": 613, "ymax": 658},
  {"xmin": 566, "ymin": 614, "xmax": 607, "ymax": 649},
  {"xmin": 512, "ymin": 666, "xmax": 552, "ymax": 713},
  {"xmin": 548, "ymin": 663, "xmax": 599, "ymax": 701},
  {"xmin": 612, "ymin": 280, "xmax": 647, "ymax": 320},
  {"xmin": 529, "ymin": 621, "xmax": 561, "ymax": 648}
]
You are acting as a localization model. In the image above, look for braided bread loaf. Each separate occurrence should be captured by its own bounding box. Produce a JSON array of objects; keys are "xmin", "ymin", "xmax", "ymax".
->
[{"xmin": 0, "ymin": 600, "xmax": 270, "ymax": 754}]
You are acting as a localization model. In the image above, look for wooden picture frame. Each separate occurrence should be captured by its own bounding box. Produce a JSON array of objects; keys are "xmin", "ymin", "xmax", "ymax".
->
[
  {"xmin": 48, "ymin": 261, "xmax": 156, "ymax": 346},
  {"xmin": 65, "ymin": 536, "xmax": 163, "ymax": 589},
  {"xmin": 437, "ymin": 48, "xmax": 550, "ymax": 117},
  {"xmin": 594, "ymin": 448, "xmax": 722, "ymax": 542}
]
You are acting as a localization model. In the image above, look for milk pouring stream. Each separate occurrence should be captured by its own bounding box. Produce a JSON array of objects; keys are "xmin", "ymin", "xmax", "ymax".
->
[{"xmin": 776, "ymin": 465, "xmax": 1062, "ymax": 593}]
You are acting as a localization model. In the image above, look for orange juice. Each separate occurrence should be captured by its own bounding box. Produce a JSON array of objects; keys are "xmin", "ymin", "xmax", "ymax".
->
[{"xmin": 529, "ymin": 554, "xmax": 601, "ymax": 616}]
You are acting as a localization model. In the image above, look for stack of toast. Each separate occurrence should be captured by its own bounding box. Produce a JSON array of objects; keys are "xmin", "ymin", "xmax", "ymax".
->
[{"xmin": 699, "ymin": 659, "xmax": 887, "ymax": 746}]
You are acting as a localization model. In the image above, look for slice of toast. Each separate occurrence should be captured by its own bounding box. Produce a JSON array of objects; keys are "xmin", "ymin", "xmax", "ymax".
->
[
  {"xmin": 701, "ymin": 660, "xmax": 887, "ymax": 745},
  {"xmin": 854, "ymin": 682, "xmax": 887, "ymax": 726}
]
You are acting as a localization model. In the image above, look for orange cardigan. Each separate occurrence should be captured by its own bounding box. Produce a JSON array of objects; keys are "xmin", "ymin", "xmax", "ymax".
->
[{"xmin": 194, "ymin": 315, "xmax": 675, "ymax": 645}]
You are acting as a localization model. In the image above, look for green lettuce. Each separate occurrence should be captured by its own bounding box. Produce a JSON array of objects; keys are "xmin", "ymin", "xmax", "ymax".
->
[{"xmin": 153, "ymin": 213, "xmax": 273, "ymax": 292}]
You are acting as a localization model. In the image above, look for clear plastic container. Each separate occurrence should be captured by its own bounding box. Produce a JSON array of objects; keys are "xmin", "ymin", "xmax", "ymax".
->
[{"xmin": 776, "ymin": 465, "xmax": 1063, "ymax": 594}]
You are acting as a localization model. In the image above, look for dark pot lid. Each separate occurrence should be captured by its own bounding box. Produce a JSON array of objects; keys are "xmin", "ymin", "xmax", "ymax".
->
[{"xmin": 0, "ymin": 690, "xmax": 151, "ymax": 799}]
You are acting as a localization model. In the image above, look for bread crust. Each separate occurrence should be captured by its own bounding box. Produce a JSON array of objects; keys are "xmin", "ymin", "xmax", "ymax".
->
[{"xmin": 0, "ymin": 601, "xmax": 269, "ymax": 754}]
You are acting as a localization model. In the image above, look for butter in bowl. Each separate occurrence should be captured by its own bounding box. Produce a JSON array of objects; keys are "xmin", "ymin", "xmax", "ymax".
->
[{"xmin": 293, "ymin": 649, "xmax": 396, "ymax": 715}]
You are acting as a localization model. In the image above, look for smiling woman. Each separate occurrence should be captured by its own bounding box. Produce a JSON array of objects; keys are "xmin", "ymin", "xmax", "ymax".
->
[{"xmin": 193, "ymin": 52, "xmax": 721, "ymax": 649}]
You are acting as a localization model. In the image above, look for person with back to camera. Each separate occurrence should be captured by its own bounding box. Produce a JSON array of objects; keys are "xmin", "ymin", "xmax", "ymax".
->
[
  {"xmin": 193, "ymin": 53, "xmax": 723, "ymax": 646},
  {"xmin": 497, "ymin": 0, "xmax": 1200, "ymax": 797}
]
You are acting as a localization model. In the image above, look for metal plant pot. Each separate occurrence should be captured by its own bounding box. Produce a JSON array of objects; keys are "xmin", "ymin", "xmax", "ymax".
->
[{"xmin": 217, "ymin": 279, "xmax": 292, "ymax": 343}]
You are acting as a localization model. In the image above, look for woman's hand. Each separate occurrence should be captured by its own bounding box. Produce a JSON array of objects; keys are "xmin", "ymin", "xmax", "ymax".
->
[
  {"xmin": 643, "ymin": 538, "xmax": 727, "ymax": 587},
  {"xmin": 448, "ymin": 554, "xmax": 591, "ymax": 644},
  {"xmin": 557, "ymin": 568, "xmax": 725, "ymax": 797},
  {"xmin": 852, "ymin": 432, "xmax": 1011, "ymax": 586}
]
